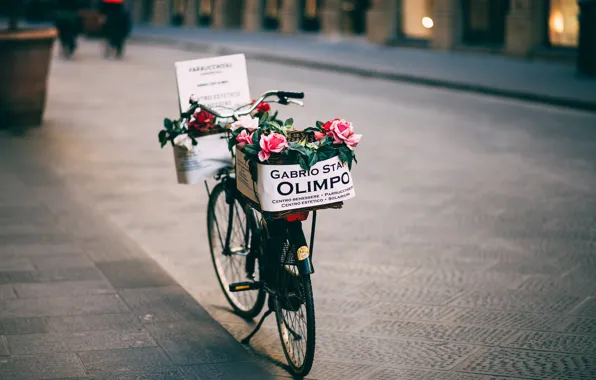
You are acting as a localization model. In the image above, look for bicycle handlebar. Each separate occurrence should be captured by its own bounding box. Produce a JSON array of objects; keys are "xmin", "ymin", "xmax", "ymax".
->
[{"xmin": 180, "ymin": 90, "xmax": 304, "ymax": 120}]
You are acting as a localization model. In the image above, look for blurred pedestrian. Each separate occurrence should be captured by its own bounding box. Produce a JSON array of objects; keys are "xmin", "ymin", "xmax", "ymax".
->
[
  {"xmin": 54, "ymin": 0, "xmax": 82, "ymax": 58},
  {"xmin": 100, "ymin": 0, "xmax": 132, "ymax": 59}
]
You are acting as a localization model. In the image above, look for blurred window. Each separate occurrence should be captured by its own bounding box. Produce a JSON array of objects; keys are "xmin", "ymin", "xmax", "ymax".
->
[
  {"xmin": 548, "ymin": 0, "xmax": 579, "ymax": 47},
  {"xmin": 402, "ymin": 0, "xmax": 434, "ymax": 39}
]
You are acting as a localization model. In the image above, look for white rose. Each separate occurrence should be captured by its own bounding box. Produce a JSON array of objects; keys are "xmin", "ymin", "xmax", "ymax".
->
[
  {"xmin": 231, "ymin": 115, "xmax": 259, "ymax": 131},
  {"xmin": 173, "ymin": 134, "xmax": 194, "ymax": 151}
]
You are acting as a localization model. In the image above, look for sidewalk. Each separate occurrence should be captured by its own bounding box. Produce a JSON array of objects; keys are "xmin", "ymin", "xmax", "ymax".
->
[
  {"xmin": 0, "ymin": 136, "xmax": 276, "ymax": 379},
  {"xmin": 131, "ymin": 25, "xmax": 596, "ymax": 112}
]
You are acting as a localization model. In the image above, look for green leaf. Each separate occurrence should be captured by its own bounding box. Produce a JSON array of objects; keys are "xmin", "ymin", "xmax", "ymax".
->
[
  {"xmin": 297, "ymin": 155, "xmax": 309, "ymax": 171},
  {"xmin": 317, "ymin": 145, "xmax": 337, "ymax": 161},
  {"xmin": 252, "ymin": 129, "xmax": 262, "ymax": 146},
  {"xmin": 316, "ymin": 121, "xmax": 323, "ymax": 129},
  {"xmin": 228, "ymin": 139, "xmax": 237, "ymax": 152},
  {"xmin": 284, "ymin": 118, "xmax": 294, "ymax": 128},
  {"xmin": 353, "ymin": 154, "xmax": 358, "ymax": 165},
  {"xmin": 163, "ymin": 118, "xmax": 173, "ymax": 131},
  {"xmin": 304, "ymin": 127, "xmax": 320, "ymax": 134},
  {"xmin": 243, "ymin": 145, "xmax": 259, "ymax": 157},
  {"xmin": 259, "ymin": 112, "xmax": 269, "ymax": 124},
  {"xmin": 249, "ymin": 160, "xmax": 259, "ymax": 182},
  {"xmin": 308, "ymin": 151, "xmax": 318, "ymax": 169},
  {"xmin": 338, "ymin": 145, "xmax": 352, "ymax": 165}
]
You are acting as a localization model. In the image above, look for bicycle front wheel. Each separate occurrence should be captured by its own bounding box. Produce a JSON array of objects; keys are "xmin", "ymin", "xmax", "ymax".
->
[
  {"xmin": 207, "ymin": 181, "xmax": 266, "ymax": 319},
  {"xmin": 270, "ymin": 221, "xmax": 316, "ymax": 377}
]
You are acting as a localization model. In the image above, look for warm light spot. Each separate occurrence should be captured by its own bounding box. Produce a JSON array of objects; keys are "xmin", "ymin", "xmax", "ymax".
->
[
  {"xmin": 422, "ymin": 17, "xmax": 434, "ymax": 29},
  {"xmin": 550, "ymin": 11, "xmax": 565, "ymax": 33}
]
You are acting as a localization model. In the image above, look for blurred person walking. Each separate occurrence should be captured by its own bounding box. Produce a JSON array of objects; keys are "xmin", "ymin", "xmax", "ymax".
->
[
  {"xmin": 54, "ymin": 0, "xmax": 83, "ymax": 58},
  {"xmin": 100, "ymin": 0, "xmax": 132, "ymax": 59}
]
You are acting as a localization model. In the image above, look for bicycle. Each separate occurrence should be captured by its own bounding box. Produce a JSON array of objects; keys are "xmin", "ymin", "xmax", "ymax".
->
[{"xmin": 179, "ymin": 90, "xmax": 318, "ymax": 377}]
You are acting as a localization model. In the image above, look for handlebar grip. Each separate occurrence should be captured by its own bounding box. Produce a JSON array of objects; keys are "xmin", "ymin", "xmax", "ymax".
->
[{"xmin": 277, "ymin": 91, "xmax": 304, "ymax": 99}]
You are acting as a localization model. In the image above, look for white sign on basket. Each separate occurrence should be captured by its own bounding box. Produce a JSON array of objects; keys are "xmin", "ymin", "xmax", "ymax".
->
[
  {"xmin": 174, "ymin": 54, "xmax": 251, "ymax": 114},
  {"xmin": 236, "ymin": 150, "xmax": 356, "ymax": 212},
  {"xmin": 173, "ymin": 134, "xmax": 232, "ymax": 184}
]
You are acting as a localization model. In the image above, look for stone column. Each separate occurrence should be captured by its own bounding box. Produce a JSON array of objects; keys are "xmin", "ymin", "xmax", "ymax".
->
[
  {"xmin": 321, "ymin": 0, "xmax": 342, "ymax": 36},
  {"xmin": 152, "ymin": 0, "xmax": 170, "ymax": 25},
  {"xmin": 505, "ymin": 0, "xmax": 546, "ymax": 57},
  {"xmin": 212, "ymin": 0, "xmax": 227, "ymax": 28},
  {"xmin": 244, "ymin": 0, "xmax": 263, "ymax": 31},
  {"xmin": 366, "ymin": 0, "xmax": 398, "ymax": 44},
  {"xmin": 431, "ymin": 0, "xmax": 461, "ymax": 50},
  {"xmin": 279, "ymin": 0, "xmax": 300, "ymax": 34},
  {"xmin": 184, "ymin": 0, "xmax": 198, "ymax": 26}
]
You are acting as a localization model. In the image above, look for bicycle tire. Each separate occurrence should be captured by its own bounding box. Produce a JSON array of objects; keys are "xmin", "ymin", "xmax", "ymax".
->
[
  {"xmin": 207, "ymin": 181, "xmax": 266, "ymax": 319},
  {"xmin": 270, "ymin": 222, "xmax": 316, "ymax": 377}
]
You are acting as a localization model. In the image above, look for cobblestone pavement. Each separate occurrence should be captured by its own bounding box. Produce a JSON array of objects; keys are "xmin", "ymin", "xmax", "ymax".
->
[{"xmin": 8, "ymin": 39, "xmax": 596, "ymax": 379}]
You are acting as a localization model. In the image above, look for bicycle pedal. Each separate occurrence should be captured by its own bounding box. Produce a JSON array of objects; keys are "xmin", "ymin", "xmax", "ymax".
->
[{"xmin": 229, "ymin": 281, "xmax": 262, "ymax": 292}]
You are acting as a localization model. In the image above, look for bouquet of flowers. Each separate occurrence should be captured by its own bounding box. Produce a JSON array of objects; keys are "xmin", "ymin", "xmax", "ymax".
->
[
  {"xmin": 228, "ymin": 112, "xmax": 362, "ymax": 177},
  {"xmin": 157, "ymin": 95, "xmax": 279, "ymax": 152}
]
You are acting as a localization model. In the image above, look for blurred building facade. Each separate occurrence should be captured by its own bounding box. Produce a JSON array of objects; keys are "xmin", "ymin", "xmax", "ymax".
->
[
  {"xmin": 8, "ymin": 0, "xmax": 580, "ymax": 60},
  {"xmin": 134, "ymin": 0, "xmax": 582, "ymax": 59}
]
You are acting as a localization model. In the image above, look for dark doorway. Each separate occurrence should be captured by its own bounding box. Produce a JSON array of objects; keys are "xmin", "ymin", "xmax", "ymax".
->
[
  {"xmin": 198, "ymin": 0, "xmax": 214, "ymax": 26},
  {"xmin": 263, "ymin": 0, "xmax": 281, "ymax": 30},
  {"xmin": 341, "ymin": 0, "xmax": 370, "ymax": 35},
  {"xmin": 301, "ymin": 0, "xmax": 321, "ymax": 31},
  {"xmin": 462, "ymin": 0, "xmax": 510, "ymax": 45}
]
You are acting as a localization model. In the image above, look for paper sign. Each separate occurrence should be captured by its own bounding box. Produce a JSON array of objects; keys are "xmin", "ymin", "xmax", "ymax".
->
[
  {"xmin": 175, "ymin": 54, "xmax": 251, "ymax": 115},
  {"xmin": 173, "ymin": 134, "xmax": 232, "ymax": 184},
  {"xmin": 236, "ymin": 150, "xmax": 356, "ymax": 212}
]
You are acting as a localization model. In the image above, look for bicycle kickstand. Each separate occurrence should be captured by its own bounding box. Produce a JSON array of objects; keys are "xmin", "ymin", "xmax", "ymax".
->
[{"xmin": 241, "ymin": 308, "xmax": 274, "ymax": 344}]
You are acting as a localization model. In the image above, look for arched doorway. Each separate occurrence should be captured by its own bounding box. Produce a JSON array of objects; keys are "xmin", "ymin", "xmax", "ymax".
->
[{"xmin": 461, "ymin": 0, "xmax": 510, "ymax": 45}]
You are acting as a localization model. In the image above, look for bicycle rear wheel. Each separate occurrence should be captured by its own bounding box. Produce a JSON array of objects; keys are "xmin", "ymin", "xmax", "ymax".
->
[
  {"xmin": 269, "ymin": 221, "xmax": 316, "ymax": 377},
  {"xmin": 207, "ymin": 181, "xmax": 266, "ymax": 319}
]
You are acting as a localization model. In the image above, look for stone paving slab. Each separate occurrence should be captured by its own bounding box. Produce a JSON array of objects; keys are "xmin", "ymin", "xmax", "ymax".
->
[
  {"xmin": 0, "ymin": 295, "xmax": 131, "ymax": 319},
  {"xmin": 46, "ymin": 313, "xmax": 142, "ymax": 333},
  {"xmin": 7, "ymin": 329, "xmax": 157, "ymax": 355},
  {"xmin": 77, "ymin": 347, "xmax": 178, "ymax": 376},
  {"xmin": 0, "ymin": 318, "xmax": 49, "ymax": 335},
  {"xmin": 0, "ymin": 353, "xmax": 88, "ymax": 380},
  {"xmin": 0, "ymin": 336, "xmax": 8, "ymax": 356},
  {"xmin": 455, "ymin": 347, "xmax": 596, "ymax": 379},
  {"xmin": 119, "ymin": 286, "xmax": 213, "ymax": 324},
  {"xmin": 13, "ymin": 280, "xmax": 115, "ymax": 299},
  {"xmin": 501, "ymin": 330, "xmax": 596, "ymax": 354}
]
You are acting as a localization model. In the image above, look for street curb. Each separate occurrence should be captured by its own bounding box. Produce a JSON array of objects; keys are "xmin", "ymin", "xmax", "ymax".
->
[{"xmin": 130, "ymin": 34, "xmax": 596, "ymax": 114}]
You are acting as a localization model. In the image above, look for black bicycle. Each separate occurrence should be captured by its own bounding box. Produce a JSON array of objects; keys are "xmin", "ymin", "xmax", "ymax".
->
[{"xmin": 182, "ymin": 91, "xmax": 318, "ymax": 376}]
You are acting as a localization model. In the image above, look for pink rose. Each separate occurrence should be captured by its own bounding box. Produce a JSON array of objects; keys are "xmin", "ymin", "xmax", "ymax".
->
[
  {"xmin": 329, "ymin": 119, "xmax": 361, "ymax": 150},
  {"xmin": 344, "ymin": 133, "xmax": 362, "ymax": 150},
  {"xmin": 236, "ymin": 130, "xmax": 253, "ymax": 149},
  {"xmin": 258, "ymin": 132, "xmax": 288, "ymax": 162},
  {"xmin": 314, "ymin": 131, "xmax": 326, "ymax": 141}
]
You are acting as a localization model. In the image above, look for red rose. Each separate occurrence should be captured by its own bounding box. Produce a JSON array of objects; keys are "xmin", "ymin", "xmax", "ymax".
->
[
  {"xmin": 188, "ymin": 110, "xmax": 215, "ymax": 132},
  {"xmin": 256, "ymin": 102, "xmax": 271, "ymax": 113},
  {"xmin": 194, "ymin": 110, "xmax": 214, "ymax": 124}
]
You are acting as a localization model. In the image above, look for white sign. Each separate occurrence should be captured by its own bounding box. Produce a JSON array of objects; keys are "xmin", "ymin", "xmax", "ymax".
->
[
  {"xmin": 175, "ymin": 54, "xmax": 251, "ymax": 115},
  {"xmin": 236, "ymin": 150, "xmax": 356, "ymax": 212},
  {"xmin": 173, "ymin": 134, "xmax": 232, "ymax": 184}
]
